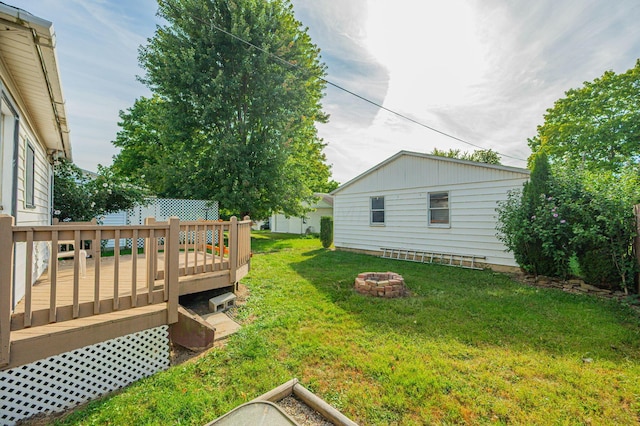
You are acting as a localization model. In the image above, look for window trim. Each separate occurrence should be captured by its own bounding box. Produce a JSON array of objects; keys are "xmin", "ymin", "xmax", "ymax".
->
[
  {"xmin": 25, "ymin": 141, "xmax": 35, "ymax": 208},
  {"xmin": 370, "ymin": 195, "xmax": 385, "ymax": 226},
  {"xmin": 428, "ymin": 191, "xmax": 450, "ymax": 228}
]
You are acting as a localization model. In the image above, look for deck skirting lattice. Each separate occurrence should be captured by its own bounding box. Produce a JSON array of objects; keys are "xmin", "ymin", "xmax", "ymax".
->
[{"xmin": 0, "ymin": 326, "xmax": 169, "ymax": 425}]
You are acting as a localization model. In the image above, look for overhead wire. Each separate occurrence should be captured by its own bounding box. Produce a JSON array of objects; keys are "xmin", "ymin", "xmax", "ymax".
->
[{"xmin": 162, "ymin": 2, "xmax": 528, "ymax": 163}]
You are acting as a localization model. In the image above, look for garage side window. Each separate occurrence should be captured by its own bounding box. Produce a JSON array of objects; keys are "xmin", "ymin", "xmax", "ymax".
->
[
  {"xmin": 370, "ymin": 196, "xmax": 384, "ymax": 225},
  {"xmin": 428, "ymin": 192, "xmax": 449, "ymax": 226},
  {"xmin": 25, "ymin": 142, "xmax": 35, "ymax": 208}
]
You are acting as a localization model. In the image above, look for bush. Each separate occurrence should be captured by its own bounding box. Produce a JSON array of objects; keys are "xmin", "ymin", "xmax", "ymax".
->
[
  {"xmin": 497, "ymin": 153, "xmax": 571, "ymax": 277},
  {"xmin": 320, "ymin": 216, "xmax": 333, "ymax": 248},
  {"xmin": 572, "ymin": 168, "xmax": 640, "ymax": 292},
  {"xmin": 498, "ymin": 161, "xmax": 640, "ymax": 291},
  {"xmin": 578, "ymin": 248, "xmax": 621, "ymax": 288},
  {"xmin": 54, "ymin": 160, "xmax": 148, "ymax": 222}
]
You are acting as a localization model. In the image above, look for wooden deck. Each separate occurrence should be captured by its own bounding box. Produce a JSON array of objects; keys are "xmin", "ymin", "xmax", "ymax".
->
[
  {"xmin": 13, "ymin": 251, "xmax": 228, "ymax": 316},
  {"xmin": 1, "ymin": 216, "xmax": 253, "ymax": 370}
]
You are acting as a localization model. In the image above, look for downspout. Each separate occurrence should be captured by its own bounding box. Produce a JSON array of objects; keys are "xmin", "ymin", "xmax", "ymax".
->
[
  {"xmin": 29, "ymin": 27, "xmax": 70, "ymax": 160},
  {"xmin": 10, "ymin": 112, "xmax": 18, "ymax": 309},
  {"xmin": 10, "ymin": 113, "xmax": 18, "ymax": 219}
]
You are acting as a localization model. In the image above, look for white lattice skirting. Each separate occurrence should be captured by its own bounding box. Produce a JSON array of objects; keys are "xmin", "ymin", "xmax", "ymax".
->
[{"xmin": 0, "ymin": 326, "xmax": 170, "ymax": 425}]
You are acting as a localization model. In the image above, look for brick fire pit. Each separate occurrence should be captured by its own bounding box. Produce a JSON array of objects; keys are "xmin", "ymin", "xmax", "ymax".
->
[{"xmin": 354, "ymin": 272, "xmax": 407, "ymax": 298}]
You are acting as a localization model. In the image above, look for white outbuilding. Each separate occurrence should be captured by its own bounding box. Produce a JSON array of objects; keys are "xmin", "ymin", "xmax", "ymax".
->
[
  {"xmin": 330, "ymin": 151, "xmax": 530, "ymax": 270},
  {"xmin": 270, "ymin": 193, "xmax": 333, "ymax": 235}
]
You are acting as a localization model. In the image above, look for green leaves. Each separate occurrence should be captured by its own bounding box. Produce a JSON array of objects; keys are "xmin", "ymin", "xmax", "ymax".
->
[
  {"xmin": 53, "ymin": 160, "xmax": 148, "ymax": 222},
  {"xmin": 430, "ymin": 148, "xmax": 502, "ymax": 164},
  {"xmin": 114, "ymin": 0, "xmax": 334, "ymax": 219},
  {"xmin": 529, "ymin": 59, "xmax": 640, "ymax": 172},
  {"xmin": 497, "ymin": 159, "xmax": 640, "ymax": 290},
  {"xmin": 507, "ymin": 60, "xmax": 640, "ymax": 289}
]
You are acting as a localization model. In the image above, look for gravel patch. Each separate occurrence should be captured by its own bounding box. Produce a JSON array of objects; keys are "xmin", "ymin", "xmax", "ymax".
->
[{"xmin": 276, "ymin": 396, "xmax": 333, "ymax": 426}]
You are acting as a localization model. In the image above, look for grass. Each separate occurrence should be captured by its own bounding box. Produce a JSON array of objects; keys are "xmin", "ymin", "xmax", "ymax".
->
[{"xmin": 55, "ymin": 232, "xmax": 640, "ymax": 425}]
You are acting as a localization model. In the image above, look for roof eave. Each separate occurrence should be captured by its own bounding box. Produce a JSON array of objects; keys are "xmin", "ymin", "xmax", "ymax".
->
[{"xmin": 0, "ymin": 3, "xmax": 71, "ymax": 160}]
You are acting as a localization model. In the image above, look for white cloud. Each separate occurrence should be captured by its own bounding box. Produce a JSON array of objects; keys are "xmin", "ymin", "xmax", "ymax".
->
[
  {"xmin": 12, "ymin": 0, "xmax": 640, "ymax": 183},
  {"xmin": 311, "ymin": 0, "xmax": 640, "ymax": 181}
]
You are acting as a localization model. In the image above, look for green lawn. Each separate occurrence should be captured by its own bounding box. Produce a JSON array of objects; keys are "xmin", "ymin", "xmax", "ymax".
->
[{"xmin": 57, "ymin": 232, "xmax": 640, "ymax": 425}]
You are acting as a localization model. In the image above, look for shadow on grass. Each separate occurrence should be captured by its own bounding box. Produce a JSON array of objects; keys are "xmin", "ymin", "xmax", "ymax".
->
[{"xmin": 288, "ymin": 248, "xmax": 640, "ymax": 363}]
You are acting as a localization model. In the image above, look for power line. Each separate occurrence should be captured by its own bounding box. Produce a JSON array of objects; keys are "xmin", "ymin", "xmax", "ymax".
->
[{"xmin": 161, "ymin": 2, "xmax": 528, "ymax": 163}]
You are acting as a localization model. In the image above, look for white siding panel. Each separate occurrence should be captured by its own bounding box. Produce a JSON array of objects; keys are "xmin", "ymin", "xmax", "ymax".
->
[
  {"xmin": 102, "ymin": 211, "xmax": 128, "ymax": 249},
  {"xmin": 270, "ymin": 202, "xmax": 333, "ymax": 235},
  {"xmin": 338, "ymin": 155, "xmax": 528, "ymax": 196},
  {"xmin": 333, "ymin": 154, "xmax": 529, "ymax": 267},
  {"xmin": 13, "ymin": 115, "xmax": 54, "ymax": 307}
]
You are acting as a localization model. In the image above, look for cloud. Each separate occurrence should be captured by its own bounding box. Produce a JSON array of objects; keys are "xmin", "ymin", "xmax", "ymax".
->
[
  {"xmin": 292, "ymin": 0, "xmax": 389, "ymax": 126},
  {"xmin": 309, "ymin": 0, "xmax": 640, "ymax": 181},
  {"xmin": 17, "ymin": 0, "xmax": 159, "ymax": 169},
  {"xmin": 13, "ymin": 0, "xmax": 640, "ymax": 184}
]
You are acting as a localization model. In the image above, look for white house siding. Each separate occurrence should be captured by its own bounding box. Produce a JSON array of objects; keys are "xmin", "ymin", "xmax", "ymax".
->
[
  {"xmin": 101, "ymin": 210, "xmax": 128, "ymax": 249},
  {"xmin": 307, "ymin": 207, "xmax": 332, "ymax": 234},
  {"xmin": 332, "ymin": 153, "xmax": 529, "ymax": 267},
  {"xmin": 271, "ymin": 213, "xmax": 300, "ymax": 234},
  {"xmin": 12, "ymin": 116, "xmax": 53, "ymax": 306},
  {"xmin": 0, "ymin": 2, "xmax": 75, "ymax": 309}
]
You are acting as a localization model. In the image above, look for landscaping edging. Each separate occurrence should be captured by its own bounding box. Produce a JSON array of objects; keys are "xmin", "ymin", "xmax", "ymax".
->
[{"xmin": 513, "ymin": 273, "xmax": 639, "ymax": 306}]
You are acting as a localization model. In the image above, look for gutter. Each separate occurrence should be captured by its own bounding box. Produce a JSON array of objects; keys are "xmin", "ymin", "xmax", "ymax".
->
[
  {"xmin": 28, "ymin": 26, "xmax": 70, "ymax": 160},
  {"xmin": 0, "ymin": 5, "xmax": 71, "ymax": 160}
]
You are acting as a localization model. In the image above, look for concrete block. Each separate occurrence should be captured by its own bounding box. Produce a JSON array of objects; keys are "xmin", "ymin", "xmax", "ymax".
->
[{"xmin": 209, "ymin": 292, "xmax": 237, "ymax": 313}]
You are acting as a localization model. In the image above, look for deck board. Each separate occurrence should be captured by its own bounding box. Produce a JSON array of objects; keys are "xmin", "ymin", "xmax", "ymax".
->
[{"xmin": 14, "ymin": 251, "xmax": 225, "ymax": 315}]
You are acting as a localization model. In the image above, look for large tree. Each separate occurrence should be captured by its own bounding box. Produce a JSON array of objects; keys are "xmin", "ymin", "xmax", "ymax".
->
[
  {"xmin": 114, "ymin": 0, "xmax": 332, "ymax": 219},
  {"xmin": 111, "ymin": 95, "xmax": 194, "ymax": 197},
  {"xmin": 528, "ymin": 59, "xmax": 640, "ymax": 171}
]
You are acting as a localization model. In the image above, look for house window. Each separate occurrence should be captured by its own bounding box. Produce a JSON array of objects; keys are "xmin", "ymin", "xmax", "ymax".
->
[
  {"xmin": 370, "ymin": 196, "xmax": 384, "ymax": 225},
  {"xmin": 428, "ymin": 192, "xmax": 449, "ymax": 226},
  {"xmin": 25, "ymin": 142, "xmax": 35, "ymax": 208}
]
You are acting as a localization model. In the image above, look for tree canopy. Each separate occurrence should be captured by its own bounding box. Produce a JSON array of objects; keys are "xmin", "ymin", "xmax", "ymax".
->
[
  {"xmin": 112, "ymin": 0, "xmax": 335, "ymax": 219},
  {"xmin": 498, "ymin": 60, "xmax": 640, "ymax": 290},
  {"xmin": 430, "ymin": 148, "xmax": 501, "ymax": 164},
  {"xmin": 528, "ymin": 59, "xmax": 640, "ymax": 171}
]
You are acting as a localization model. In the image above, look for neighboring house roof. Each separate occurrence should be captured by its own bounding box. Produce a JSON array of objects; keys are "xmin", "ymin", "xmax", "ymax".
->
[
  {"xmin": 313, "ymin": 192, "xmax": 333, "ymax": 208},
  {"xmin": 331, "ymin": 150, "xmax": 530, "ymax": 194},
  {"xmin": 0, "ymin": 2, "xmax": 71, "ymax": 159}
]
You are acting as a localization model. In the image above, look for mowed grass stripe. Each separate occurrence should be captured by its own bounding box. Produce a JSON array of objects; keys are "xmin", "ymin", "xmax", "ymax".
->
[{"xmin": 55, "ymin": 232, "xmax": 640, "ymax": 425}]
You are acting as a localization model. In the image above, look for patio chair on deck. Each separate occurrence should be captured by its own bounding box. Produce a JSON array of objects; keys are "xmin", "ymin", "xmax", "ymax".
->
[{"xmin": 51, "ymin": 218, "xmax": 97, "ymax": 277}]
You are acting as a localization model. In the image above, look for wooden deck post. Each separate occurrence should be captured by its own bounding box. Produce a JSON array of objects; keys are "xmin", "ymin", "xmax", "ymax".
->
[
  {"xmin": 0, "ymin": 215, "xmax": 14, "ymax": 367},
  {"xmin": 167, "ymin": 217, "xmax": 180, "ymax": 324},
  {"xmin": 145, "ymin": 217, "xmax": 156, "ymax": 305},
  {"xmin": 229, "ymin": 216, "xmax": 238, "ymax": 284}
]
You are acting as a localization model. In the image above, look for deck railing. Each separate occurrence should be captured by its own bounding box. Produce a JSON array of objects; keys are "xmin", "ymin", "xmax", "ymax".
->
[{"xmin": 0, "ymin": 215, "xmax": 252, "ymax": 368}]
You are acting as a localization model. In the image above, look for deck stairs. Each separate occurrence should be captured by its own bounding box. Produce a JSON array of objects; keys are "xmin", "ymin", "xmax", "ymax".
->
[{"xmin": 380, "ymin": 247, "xmax": 485, "ymax": 270}]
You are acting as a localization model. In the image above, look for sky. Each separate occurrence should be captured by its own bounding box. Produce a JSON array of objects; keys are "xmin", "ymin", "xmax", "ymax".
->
[{"xmin": 13, "ymin": 0, "xmax": 640, "ymax": 184}]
